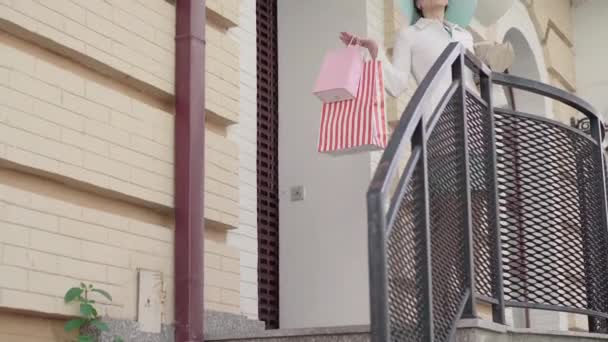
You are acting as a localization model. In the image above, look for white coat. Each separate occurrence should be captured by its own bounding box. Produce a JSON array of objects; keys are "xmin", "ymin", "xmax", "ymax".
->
[{"xmin": 379, "ymin": 18, "xmax": 477, "ymax": 120}]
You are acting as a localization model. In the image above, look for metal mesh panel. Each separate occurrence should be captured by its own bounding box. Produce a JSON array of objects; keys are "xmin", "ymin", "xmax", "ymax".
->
[
  {"xmin": 384, "ymin": 92, "xmax": 469, "ymax": 342},
  {"xmin": 495, "ymin": 111, "xmax": 608, "ymax": 323},
  {"xmin": 594, "ymin": 157, "xmax": 608, "ymax": 332},
  {"xmin": 387, "ymin": 163, "xmax": 427, "ymax": 341},
  {"xmin": 427, "ymin": 94, "xmax": 468, "ymax": 342},
  {"xmin": 466, "ymin": 92, "xmax": 499, "ymax": 299},
  {"xmin": 256, "ymin": 0, "xmax": 280, "ymax": 329},
  {"xmin": 373, "ymin": 50, "xmax": 608, "ymax": 341},
  {"xmin": 585, "ymin": 153, "xmax": 608, "ymax": 332}
]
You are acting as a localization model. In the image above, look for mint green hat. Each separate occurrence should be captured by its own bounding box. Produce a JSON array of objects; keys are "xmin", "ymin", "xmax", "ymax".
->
[{"xmin": 400, "ymin": 0, "xmax": 478, "ymax": 27}]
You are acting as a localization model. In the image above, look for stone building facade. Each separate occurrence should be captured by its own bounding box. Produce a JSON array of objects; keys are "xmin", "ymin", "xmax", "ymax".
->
[
  {"xmin": 0, "ymin": 0, "xmax": 604, "ymax": 340},
  {"xmin": 0, "ymin": 0, "xmax": 256, "ymax": 340}
]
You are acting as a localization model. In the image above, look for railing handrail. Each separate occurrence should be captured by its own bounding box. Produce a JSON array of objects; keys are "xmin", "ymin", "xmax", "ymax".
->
[
  {"xmin": 493, "ymin": 72, "xmax": 599, "ymax": 121},
  {"xmin": 368, "ymin": 42, "xmax": 608, "ymax": 342}
]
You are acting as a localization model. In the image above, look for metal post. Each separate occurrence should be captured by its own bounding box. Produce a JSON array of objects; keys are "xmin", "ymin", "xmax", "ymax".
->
[
  {"xmin": 367, "ymin": 190, "xmax": 390, "ymax": 342},
  {"xmin": 452, "ymin": 46, "xmax": 477, "ymax": 319},
  {"xmin": 413, "ymin": 120, "xmax": 435, "ymax": 342},
  {"xmin": 589, "ymin": 116, "xmax": 608, "ymax": 332},
  {"xmin": 480, "ymin": 71, "xmax": 506, "ymax": 324}
]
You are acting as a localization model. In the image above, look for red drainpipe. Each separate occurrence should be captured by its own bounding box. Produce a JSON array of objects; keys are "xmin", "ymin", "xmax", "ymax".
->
[{"xmin": 174, "ymin": 0, "xmax": 205, "ymax": 341}]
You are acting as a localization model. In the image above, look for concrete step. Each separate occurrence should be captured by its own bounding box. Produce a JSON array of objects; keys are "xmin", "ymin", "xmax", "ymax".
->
[
  {"xmin": 206, "ymin": 325, "xmax": 370, "ymax": 342},
  {"xmin": 457, "ymin": 319, "xmax": 608, "ymax": 342},
  {"xmin": 205, "ymin": 311, "xmax": 266, "ymax": 337},
  {"xmin": 207, "ymin": 320, "xmax": 608, "ymax": 342}
]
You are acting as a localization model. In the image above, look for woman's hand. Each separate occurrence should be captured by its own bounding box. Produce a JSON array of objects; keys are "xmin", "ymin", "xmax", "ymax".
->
[
  {"xmin": 339, "ymin": 32, "xmax": 379, "ymax": 59},
  {"xmin": 339, "ymin": 32, "xmax": 358, "ymax": 46}
]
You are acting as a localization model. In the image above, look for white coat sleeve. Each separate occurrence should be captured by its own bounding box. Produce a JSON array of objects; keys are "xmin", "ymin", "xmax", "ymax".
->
[
  {"xmin": 461, "ymin": 30, "xmax": 479, "ymax": 93},
  {"xmin": 378, "ymin": 27, "xmax": 413, "ymax": 98}
]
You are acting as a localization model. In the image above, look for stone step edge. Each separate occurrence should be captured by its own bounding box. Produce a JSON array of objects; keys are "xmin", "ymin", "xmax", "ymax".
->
[
  {"xmin": 206, "ymin": 325, "xmax": 370, "ymax": 341},
  {"xmin": 458, "ymin": 319, "xmax": 608, "ymax": 340}
]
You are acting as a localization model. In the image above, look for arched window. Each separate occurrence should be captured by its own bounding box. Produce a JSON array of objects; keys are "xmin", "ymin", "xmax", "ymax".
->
[{"xmin": 495, "ymin": 1, "xmax": 552, "ymax": 118}]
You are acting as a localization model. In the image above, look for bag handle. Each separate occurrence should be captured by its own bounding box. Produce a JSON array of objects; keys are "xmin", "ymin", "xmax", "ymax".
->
[
  {"xmin": 346, "ymin": 36, "xmax": 375, "ymax": 61},
  {"xmin": 348, "ymin": 36, "xmax": 357, "ymax": 46},
  {"xmin": 345, "ymin": 35, "xmax": 368, "ymax": 61}
]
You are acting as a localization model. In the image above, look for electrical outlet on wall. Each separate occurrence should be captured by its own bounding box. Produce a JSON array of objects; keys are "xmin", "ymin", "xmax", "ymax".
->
[{"xmin": 290, "ymin": 185, "xmax": 305, "ymax": 202}]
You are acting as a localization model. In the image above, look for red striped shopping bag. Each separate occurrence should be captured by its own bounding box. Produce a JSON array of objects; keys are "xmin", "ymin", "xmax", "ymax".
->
[{"xmin": 317, "ymin": 60, "xmax": 387, "ymax": 155}]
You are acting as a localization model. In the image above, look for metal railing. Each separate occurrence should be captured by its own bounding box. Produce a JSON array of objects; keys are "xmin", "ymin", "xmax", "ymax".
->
[{"xmin": 367, "ymin": 42, "xmax": 608, "ymax": 341}]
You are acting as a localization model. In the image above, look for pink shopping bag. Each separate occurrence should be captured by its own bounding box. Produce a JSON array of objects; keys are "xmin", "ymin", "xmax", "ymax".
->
[
  {"xmin": 317, "ymin": 60, "xmax": 387, "ymax": 155},
  {"xmin": 313, "ymin": 45, "xmax": 364, "ymax": 103}
]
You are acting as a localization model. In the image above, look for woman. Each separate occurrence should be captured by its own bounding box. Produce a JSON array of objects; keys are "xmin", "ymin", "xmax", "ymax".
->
[
  {"xmin": 340, "ymin": 0, "xmax": 477, "ymax": 121},
  {"xmin": 342, "ymin": 1, "xmax": 480, "ymax": 314}
]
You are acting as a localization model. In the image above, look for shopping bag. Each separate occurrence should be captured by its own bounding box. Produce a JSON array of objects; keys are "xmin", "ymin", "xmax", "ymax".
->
[
  {"xmin": 317, "ymin": 60, "xmax": 387, "ymax": 155},
  {"xmin": 313, "ymin": 44, "xmax": 364, "ymax": 103}
]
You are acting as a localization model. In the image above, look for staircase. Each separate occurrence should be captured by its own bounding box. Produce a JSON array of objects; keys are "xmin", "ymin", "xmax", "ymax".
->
[
  {"xmin": 211, "ymin": 43, "xmax": 608, "ymax": 342},
  {"xmin": 366, "ymin": 42, "xmax": 608, "ymax": 341}
]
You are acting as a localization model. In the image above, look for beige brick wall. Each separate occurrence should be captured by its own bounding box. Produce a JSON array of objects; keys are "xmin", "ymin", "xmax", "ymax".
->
[
  {"xmin": 0, "ymin": 312, "xmax": 76, "ymax": 342},
  {"xmin": 0, "ymin": 0, "xmax": 240, "ymax": 124},
  {"xmin": 205, "ymin": 1, "xmax": 243, "ymax": 227},
  {"xmin": 206, "ymin": 0, "xmax": 246, "ymax": 316},
  {"xmin": 226, "ymin": 0, "xmax": 260, "ymax": 319},
  {"xmin": 207, "ymin": 0, "xmax": 239, "ymax": 29},
  {"xmin": 0, "ymin": 169, "xmax": 169, "ymax": 319},
  {"xmin": 204, "ymin": 239, "xmax": 241, "ymax": 314},
  {"xmin": 0, "ymin": 0, "xmax": 174, "ymax": 95},
  {"xmin": 0, "ymin": 31, "xmax": 173, "ymax": 207},
  {"xmin": 207, "ymin": 22, "xmax": 240, "ymax": 125},
  {"xmin": 0, "ymin": 0, "xmax": 246, "ymax": 321},
  {"xmin": 0, "ymin": 169, "xmax": 241, "ymax": 320},
  {"xmin": 206, "ymin": 129, "xmax": 240, "ymax": 229},
  {"xmin": 206, "ymin": 0, "xmax": 241, "ymax": 124},
  {"xmin": 0, "ymin": 29, "xmax": 239, "ymax": 229}
]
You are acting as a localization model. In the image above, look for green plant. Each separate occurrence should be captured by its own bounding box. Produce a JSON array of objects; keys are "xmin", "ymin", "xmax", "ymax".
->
[{"xmin": 64, "ymin": 283, "xmax": 123, "ymax": 342}]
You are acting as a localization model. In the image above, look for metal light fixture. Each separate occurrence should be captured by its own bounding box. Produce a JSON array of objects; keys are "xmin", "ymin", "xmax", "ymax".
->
[
  {"xmin": 571, "ymin": 117, "xmax": 592, "ymax": 133},
  {"xmin": 570, "ymin": 116, "xmax": 607, "ymax": 146}
]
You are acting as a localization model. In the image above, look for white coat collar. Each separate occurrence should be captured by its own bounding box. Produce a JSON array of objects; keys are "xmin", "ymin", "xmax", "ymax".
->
[{"xmin": 413, "ymin": 18, "xmax": 465, "ymax": 32}]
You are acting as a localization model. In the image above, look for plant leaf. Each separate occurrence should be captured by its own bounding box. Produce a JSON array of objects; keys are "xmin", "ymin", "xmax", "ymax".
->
[
  {"xmin": 64, "ymin": 318, "xmax": 86, "ymax": 332},
  {"xmin": 81, "ymin": 282, "xmax": 86, "ymax": 289},
  {"xmin": 77, "ymin": 335, "xmax": 94, "ymax": 342},
  {"xmin": 80, "ymin": 303, "xmax": 95, "ymax": 317},
  {"xmin": 90, "ymin": 319, "xmax": 109, "ymax": 332},
  {"xmin": 91, "ymin": 288, "xmax": 112, "ymax": 301},
  {"xmin": 64, "ymin": 287, "xmax": 84, "ymax": 303},
  {"xmin": 113, "ymin": 336, "xmax": 125, "ymax": 342}
]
